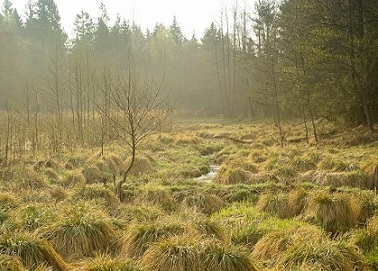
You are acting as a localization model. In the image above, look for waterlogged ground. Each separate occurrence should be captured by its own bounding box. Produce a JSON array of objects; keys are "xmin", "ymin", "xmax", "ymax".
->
[{"xmin": 0, "ymin": 118, "xmax": 378, "ymax": 270}]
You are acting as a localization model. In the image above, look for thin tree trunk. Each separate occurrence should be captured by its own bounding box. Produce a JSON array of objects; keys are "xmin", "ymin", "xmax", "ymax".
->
[{"xmin": 301, "ymin": 99, "xmax": 309, "ymax": 144}]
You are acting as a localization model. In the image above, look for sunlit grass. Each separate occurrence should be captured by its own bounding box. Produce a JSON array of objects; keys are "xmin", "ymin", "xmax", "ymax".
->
[
  {"xmin": 122, "ymin": 219, "xmax": 188, "ymax": 258},
  {"xmin": 0, "ymin": 119, "xmax": 377, "ymax": 269},
  {"xmin": 0, "ymin": 230, "xmax": 69, "ymax": 270},
  {"xmin": 43, "ymin": 203, "xmax": 117, "ymax": 260}
]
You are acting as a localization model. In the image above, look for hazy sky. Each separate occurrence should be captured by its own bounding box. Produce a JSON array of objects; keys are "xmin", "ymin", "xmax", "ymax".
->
[{"xmin": 10, "ymin": 0, "xmax": 253, "ymax": 38}]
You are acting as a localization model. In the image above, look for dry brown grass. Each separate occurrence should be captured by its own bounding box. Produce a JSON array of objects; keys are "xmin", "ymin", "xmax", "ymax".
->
[
  {"xmin": 307, "ymin": 191, "xmax": 360, "ymax": 234},
  {"xmin": 44, "ymin": 204, "xmax": 117, "ymax": 260},
  {"xmin": 214, "ymin": 167, "xmax": 250, "ymax": 184},
  {"xmin": 122, "ymin": 220, "xmax": 188, "ymax": 258},
  {"xmin": 256, "ymin": 189, "xmax": 308, "ymax": 219}
]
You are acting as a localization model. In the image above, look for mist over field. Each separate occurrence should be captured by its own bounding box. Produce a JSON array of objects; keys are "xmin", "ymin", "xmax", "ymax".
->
[{"xmin": 0, "ymin": 0, "xmax": 378, "ymax": 270}]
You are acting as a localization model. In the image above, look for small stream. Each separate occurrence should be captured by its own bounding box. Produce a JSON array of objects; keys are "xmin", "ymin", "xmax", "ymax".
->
[{"xmin": 195, "ymin": 165, "xmax": 221, "ymax": 182}]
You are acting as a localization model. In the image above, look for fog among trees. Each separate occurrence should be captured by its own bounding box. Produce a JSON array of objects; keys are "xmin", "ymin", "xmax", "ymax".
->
[{"xmin": 1, "ymin": 0, "xmax": 378, "ymax": 138}]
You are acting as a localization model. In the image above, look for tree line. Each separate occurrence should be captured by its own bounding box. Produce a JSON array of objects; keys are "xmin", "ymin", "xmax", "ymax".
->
[{"xmin": 0, "ymin": 0, "xmax": 377, "ymax": 154}]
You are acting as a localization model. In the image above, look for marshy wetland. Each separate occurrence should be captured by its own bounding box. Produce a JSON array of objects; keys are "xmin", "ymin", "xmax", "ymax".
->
[{"xmin": 0, "ymin": 118, "xmax": 377, "ymax": 271}]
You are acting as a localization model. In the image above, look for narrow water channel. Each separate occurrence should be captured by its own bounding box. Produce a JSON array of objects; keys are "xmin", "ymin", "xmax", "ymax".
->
[{"xmin": 195, "ymin": 165, "xmax": 220, "ymax": 182}]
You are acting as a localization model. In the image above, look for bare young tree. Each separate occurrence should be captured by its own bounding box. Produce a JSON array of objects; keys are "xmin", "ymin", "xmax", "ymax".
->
[{"xmin": 102, "ymin": 65, "xmax": 167, "ymax": 200}]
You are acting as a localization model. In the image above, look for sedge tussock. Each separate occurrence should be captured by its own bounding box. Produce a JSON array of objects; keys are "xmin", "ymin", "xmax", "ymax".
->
[
  {"xmin": 253, "ymin": 224, "xmax": 368, "ymax": 270},
  {"xmin": 74, "ymin": 183, "xmax": 119, "ymax": 206},
  {"xmin": 202, "ymin": 241, "xmax": 259, "ymax": 271},
  {"xmin": 309, "ymin": 192, "xmax": 360, "ymax": 234},
  {"xmin": 122, "ymin": 220, "xmax": 188, "ymax": 258},
  {"xmin": 182, "ymin": 192, "xmax": 223, "ymax": 215},
  {"xmin": 279, "ymin": 238, "xmax": 367, "ymax": 271},
  {"xmin": 142, "ymin": 237, "xmax": 258, "ymax": 271},
  {"xmin": 214, "ymin": 167, "xmax": 250, "ymax": 184},
  {"xmin": 0, "ymin": 193, "xmax": 19, "ymax": 211},
  {"xmin": 134, "ymin": 185, "xmax": 175, "ymax": 211},
  {"xmin": 142, "ymin": 236, "xmax": 204, "ymax": 271},
  {"xmin": 75, "ymin": 254, "xmax": 142, "ymax": 271},
  {"xmin": 43, "ymin": 205, "xmax": 116, "ymax": 259},
  {"xmin": 256, "ymin": 189, "xmax": 308, "ymax": 219},
  {"xmin": 0, "ymin": 255, "xmax": 26, "ymax": 271},
  {"xmin": 256, "ymin": 194, "xmax": 290, "ymax": 219},
  {"xmin": 0, "ymin": 231, "xmax": 69, "ymax": 271},
  {"xmin": 18, "ymin": 204, "xmax": 57, "ymax": 232},
  {"xmin": 193, "ymin": 218, "xmax": 228, "ymax": 242},
  {"xmin": 251, "ymin": 225, "xmax": 323, "ymax": 264}
]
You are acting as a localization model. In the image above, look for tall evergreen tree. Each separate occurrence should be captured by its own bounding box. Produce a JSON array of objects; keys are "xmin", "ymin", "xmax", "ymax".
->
[
  {"xmin": 73, "ymin": 10, "xmax": 95, "ymax": 49},
  {"xmin": 169, "ymin": 16, "xmax": 184, "ymax": 44}
]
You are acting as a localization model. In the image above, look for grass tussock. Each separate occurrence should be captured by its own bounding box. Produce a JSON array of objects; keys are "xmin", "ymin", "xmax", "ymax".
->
[
  {"xmin": 122, "ymin": 220, "xmax": 188, "ymax": 258},
  {"xmin": 0, "ymin": 255, "xmax": 26, "ymax": 271},
  {"xmin": 142, "ymin": 236, "xmax": 203, "ymax": 271},
  {"xmin": 135, "ymin": 185, "xmax": 175, "ymax": 211},
  {"xmin": 75, "ymin": 254, "xmax": 142, "ymax": 271},
  {"xmin": 252, "ymin": 223, "xmax": 366, "ymax": 270},
  {"xmin": 82, "ymin": 166, "xmax": 108, "ymax": 184},
  {"xmin": 203, "ymin": 242, "xmax": 258, "ymax": 271},
  {"xmin": 182, "ymin": 192, "xmax": 223, "ymax": 215},
  {"xmin": 74, "ymin": 183, "xmax": 119, "ymax": 206},
  {"xmin": 142, "ymin": 237, "xmax": 258, "ymax": 271},
  {"xmin": 308, "ymin": 192, "xmax": 360, "ymax": 234},
  {"xmin": 0, "ymin": 231, "xmax": 69, "ymax": 271},
  {"xmin": 44, "ymin": 205, "xmax": 116, "ymax": 259},
  {"xmin": 214, "ymin": 167, "xmax": 250, "ymax": 184},
  {"xmin": 18, "ymin": 204, "xmax": 56, "ymax": 232},
  {"xmin": 256, "ymin": 189, "xmax": 308, "ymax": 219}
]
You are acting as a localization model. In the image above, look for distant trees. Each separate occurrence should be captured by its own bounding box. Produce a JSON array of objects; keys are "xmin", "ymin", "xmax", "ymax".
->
[{"xmin": 0, "ymin": 0, "xmax": 377, "ymax": 163}]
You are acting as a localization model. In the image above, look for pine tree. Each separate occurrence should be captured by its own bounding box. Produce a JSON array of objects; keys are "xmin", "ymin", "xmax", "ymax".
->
[{"xmin": 170, "ymin": 16, "xmax": 184, "ymax": 44}]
